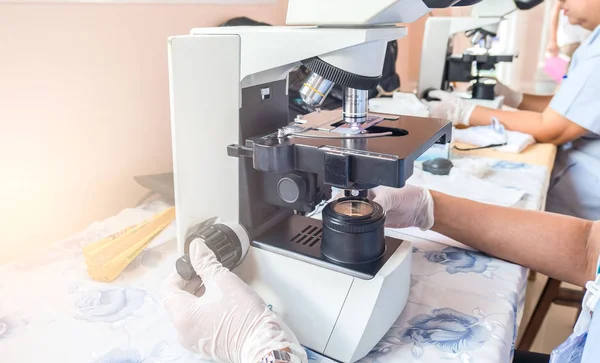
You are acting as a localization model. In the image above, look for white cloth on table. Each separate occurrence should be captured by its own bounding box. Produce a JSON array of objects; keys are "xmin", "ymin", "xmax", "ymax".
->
[
  {"xmin": 0, "ymin": 201, "xmax": 205, "ymax": 363},
  {"xmin": 0, "ymin": 157, "xmax": 548, "ymax": 363},
  {"xmin": 409, "ymin": 161, "xmax": 525, "ymax": 207},
  {"xmin": 308, "ymin": 232, "xmax": 529, "ymax": 363},
  {"xmin": 0, "ymin": 209, "xmax": 529, "ymax": 363},
  {"xmin": 368, "ymin": 92, "xmax": 430, "ymax": 117},
  {"xmin": 453, "ymin": 121, "xmax": 535, "ymax": 154},
  {"xmin": 366, "ymin": 235, "xmax": 527, "ymax": 363},
  {"xmin": 449, "ymin": 158, "xmax": 493, "ymax": 178}
]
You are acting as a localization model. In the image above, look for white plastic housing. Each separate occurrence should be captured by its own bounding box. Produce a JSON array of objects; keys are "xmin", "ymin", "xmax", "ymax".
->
[
  {"xmin": 471, "ymin": 0, "xmax": 518, "ymax": 17},
  {"xmin": 189, "ymin": 26, "xmax": 406, "ymax": 90},
  {"xmin": 286, "ymin": 0, "xmax": 431, "ymax": 25},
  {"xmin": 234, "ymin": 241, "xmax": 412, "ymax": 362},
  {"xmin": 169, "ymin": 35, "xmax": 241, "ymax": 248}
]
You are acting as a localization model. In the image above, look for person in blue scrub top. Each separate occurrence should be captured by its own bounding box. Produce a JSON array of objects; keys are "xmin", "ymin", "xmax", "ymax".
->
[
  {"xmin": 426, "ymin": 0, "xmax": 600, "ymax": 221},
  {"xmin": 162, "ymin": 185, "xmax": 600, "ymax": 363}
]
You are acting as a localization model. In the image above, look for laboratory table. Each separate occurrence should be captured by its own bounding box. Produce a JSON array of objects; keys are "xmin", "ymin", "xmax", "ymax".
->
[
  {"xmin": 351, "ymin": 142, "xmax": 557, "ymax": 363},
  {"xmin": 0, "ymin": 143, "xmax": 557, "ymax": 363}
]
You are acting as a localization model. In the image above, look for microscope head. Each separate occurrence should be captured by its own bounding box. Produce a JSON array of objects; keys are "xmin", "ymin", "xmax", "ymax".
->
[
  {"xmin": 287, "ymin": 0, "xmax": 486, "ymax": 128},
  {"xmin": 286, "ymin": 0, "xmax": 486, "ymax": 26}
]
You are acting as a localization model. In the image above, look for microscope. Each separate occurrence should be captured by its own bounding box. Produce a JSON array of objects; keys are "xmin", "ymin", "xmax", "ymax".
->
[
  {"xmin": 169, "ymin": 0, "xmax": 485, "ymax": 361},
  {"xmin": 417, "ymin": 0, "xmax": 544, "ymax": 107}
]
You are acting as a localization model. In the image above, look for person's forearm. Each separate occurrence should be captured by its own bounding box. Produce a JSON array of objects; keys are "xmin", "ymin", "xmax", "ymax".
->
[
  {"xmin": 430, "ymin": 191, "xmax": 598, "ymax": 286},
  {"xmin": 518, "ymin": 94, "xmax": 553, "ymax": 112},
  {"xmin": 469, "ymin": 106, "xmax": 562, "ymax": 143},
  {"xmin": 469, "ymin": 106, "xmax": 543, "ymax": 133}
]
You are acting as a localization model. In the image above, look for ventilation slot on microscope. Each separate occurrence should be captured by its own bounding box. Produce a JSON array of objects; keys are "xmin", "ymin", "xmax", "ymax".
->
[{"xmin": 290, "ymin": 224, "xmax": 322, "ymax": 247}]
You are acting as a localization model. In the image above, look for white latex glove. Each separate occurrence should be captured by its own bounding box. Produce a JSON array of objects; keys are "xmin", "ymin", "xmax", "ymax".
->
[
  {"xmin": 425, "ymin": 90, "xmax": 475, "ymax": 126},
  {"xmin": 494, "ymin": 80, "xmax": 523, "ymax": 109},
  {"xmin": 370, "ymin": 185, "xmax": 435, "ymax": 231},
  {"xmin": 162, "ymin": 240, "xmax": 307, "ymax": 363}
]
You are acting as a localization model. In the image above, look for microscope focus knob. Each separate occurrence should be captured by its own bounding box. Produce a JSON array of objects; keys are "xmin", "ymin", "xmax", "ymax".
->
[
  {"xmin": 176, "ymin": 223, "xmax": 246, "ymax": 280},
  {"xmin": 277, "ymin": 174, "xmax": 306, "ymax": 204}
]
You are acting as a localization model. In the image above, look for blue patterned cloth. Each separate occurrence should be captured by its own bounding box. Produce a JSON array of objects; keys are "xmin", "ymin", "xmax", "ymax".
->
[{"xmin": 0, "ymin": 157, "xmax": 548, "ymax": 363}]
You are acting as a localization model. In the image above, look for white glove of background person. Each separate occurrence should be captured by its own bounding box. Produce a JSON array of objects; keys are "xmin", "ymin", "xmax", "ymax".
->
[
  {"xmin": 425, "ymin": 90, "xmax": 475, "ymax": 126},
  {"xmin": 370, "ymin": 185, "xmax": 435, "ymax": 231},
  {"xmin": 162, "ymin": 240, "xmax": 307, "ymax": 363},
  {"xmin": 494, "ymin": 80, "xmax": 523, "ymax": 109}
]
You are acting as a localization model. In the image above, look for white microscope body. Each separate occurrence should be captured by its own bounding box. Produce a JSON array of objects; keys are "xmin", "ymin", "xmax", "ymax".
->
[{"xmin": 169, "ymin": 1, "xmax": 471, "ymax": 361}]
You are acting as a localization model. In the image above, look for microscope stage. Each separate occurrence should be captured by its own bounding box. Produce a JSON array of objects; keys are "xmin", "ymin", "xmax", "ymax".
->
[{"xmin": 246, "ymin": 110, "xmax": 452, "ymax": 189}]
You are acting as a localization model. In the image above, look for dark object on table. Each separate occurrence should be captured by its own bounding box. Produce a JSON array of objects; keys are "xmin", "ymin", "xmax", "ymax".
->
[
  {"xmin": 421, "ymin": 87, "xmax": 441, "ymax": 102},
  {"xmin": 219, "ymin": 17, "xmax": 270, "ymax": 26},
  {"xmin": 134, "ymin": 172, "xmax": 174, "ymax": 204},
  {"xmin": 423, "ymin": 158, "xmax": 453, "ymax": 175},
  {"xmin": 512, "ymin": 350, "xmax": 550, "ymax": 363}
]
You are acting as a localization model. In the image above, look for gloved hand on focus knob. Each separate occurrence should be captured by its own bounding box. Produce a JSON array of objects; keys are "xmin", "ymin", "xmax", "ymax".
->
[
  {"xmin": 162, "ymin": 240, "xmax": 307, "ymax": 363},
  {"xmin": 370, "ymin": 185, "xmax": 435, "ymax": 231},
  {"xmin": 424, "ymin": 90, "xmax": 475, "ymax": 126}
]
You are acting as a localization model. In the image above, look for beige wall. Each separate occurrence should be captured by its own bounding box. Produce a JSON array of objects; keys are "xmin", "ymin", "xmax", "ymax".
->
[
  {"xmin": 512, "ymin": 4, "xmax": 547, "ymax": 93},
  {"xmin": 0, "ymin": 2, "xmax": 288, "ymax": 263}
]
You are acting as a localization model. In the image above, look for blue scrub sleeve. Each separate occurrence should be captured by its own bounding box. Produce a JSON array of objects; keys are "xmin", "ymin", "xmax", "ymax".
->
[
  {"xmin": 580, "ymin": 299, "xmax": 600, "ymax": 362},
  {"xmin": 550, "ymin": 56, "xmax": 600, "ymax": 135}
]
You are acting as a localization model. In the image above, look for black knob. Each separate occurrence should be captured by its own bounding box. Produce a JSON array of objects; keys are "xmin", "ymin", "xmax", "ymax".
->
[
  {"xmin": 423, "ymin": 158, "xmax": 453, "ymax": 176},
  {"xmin": 277, "ymin": 174, "xmax": 306, "ymax": 204},
  {"xmin": 176, "ymin": 223, "xmax": 242, "ymax": 280},
  {"xmin": 175, "ymin": 255, "xmax": 195, "ymax": 281}
]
